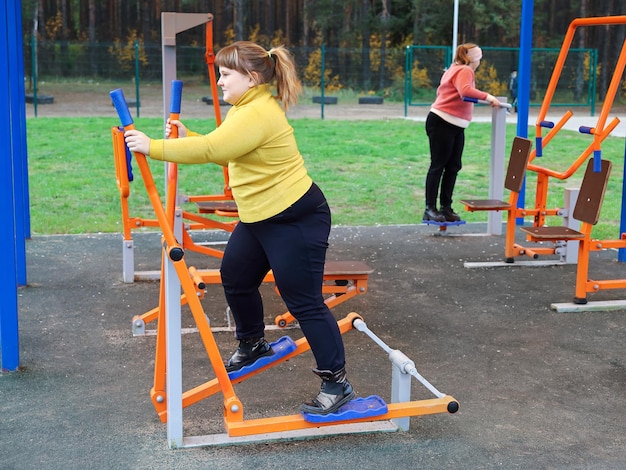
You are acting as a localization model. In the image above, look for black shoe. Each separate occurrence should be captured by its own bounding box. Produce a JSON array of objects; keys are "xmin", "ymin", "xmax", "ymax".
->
[
  {"xmin": 225, "ymin": 338, "xmax": 274, "ymax": 372},
  {"xmin": 440, "ymin": 206, "xmax": 461, "ymax": 222},
  {"xmin": 300, "ymin": 367, "xmax": 356, "ymax": 415},
  {"xmin": 423, "ymin": 206, "xmax": 445, "ymax": 222}
]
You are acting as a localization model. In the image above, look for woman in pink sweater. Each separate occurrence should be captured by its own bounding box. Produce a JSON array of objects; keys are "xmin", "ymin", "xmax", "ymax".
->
[{"xmin": 423, "ymin": 43, "xmax": 501, "ymax": 222}]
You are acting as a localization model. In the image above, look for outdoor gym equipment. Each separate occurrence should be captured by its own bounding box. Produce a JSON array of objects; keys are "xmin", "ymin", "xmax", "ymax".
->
[
  {"xmin": 110, "ymin": 90, "xmax": 458, "ymax": 448},
  {"xmin": 114, "ymin": 13, "xmax": 239, "ymax": 283},
  {"xmin": 112, "ymin": 84, "xmax": 373, "ymax": 338},
  {"xmin": 422, "ymin": 96, "xmax": 511, "ymax": 236},
  {"xmin": 111, "ymin": 81, "xmax": 238, "ymax": 283},
  {"xmin": 463, "ymin": 15, "xmax": 626, "ymax": 307}
]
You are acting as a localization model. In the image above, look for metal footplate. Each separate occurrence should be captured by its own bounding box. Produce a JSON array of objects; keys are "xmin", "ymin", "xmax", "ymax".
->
[
  {"xmin": 422, "ymin": 219, "xmax": 466, "ymax": 227},
  {"xmin": 302, "ymin": 395, "xmax": 388, "ymax": 423},
  {"xmin": 227, "ymin": 336, "xmax": 297, "ymax": 380}
]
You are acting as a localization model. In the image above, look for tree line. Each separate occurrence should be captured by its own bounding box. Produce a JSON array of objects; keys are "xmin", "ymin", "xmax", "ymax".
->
[{"xmin": 21, "ymin": 1, "xmax": 626, "ymax": 100}]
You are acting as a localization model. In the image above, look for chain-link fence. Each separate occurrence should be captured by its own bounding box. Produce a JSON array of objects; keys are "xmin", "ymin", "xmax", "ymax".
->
[{"xmin": 24, "ymin": 40, "xmax": 599, "ymax": 112}]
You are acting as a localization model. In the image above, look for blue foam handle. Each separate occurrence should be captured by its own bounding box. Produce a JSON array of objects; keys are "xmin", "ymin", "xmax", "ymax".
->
[
  {"xmin": 463, "ymin": 97, "xmax": 478, "ymax": 103},
  {"xmin": 593, "ymin": 150, "xmax": 602, "ymax": 172},
  {"xmin": 535, "ymin": 136, "xmax": 543, "ymax": 157},
  {"xmin": 579, "ymin": 126, "xmax": 593, "ymax": 134},
  {"xmin": 123, "ymin": 128, "xmax": 134, "ymax": 182},
  {"xmin": 539, "ymin": 120, "xmax": 554, "ymax": 129},
  {"xmin": 109, "ymin": 89, "xmax": 133, "ymax": 127},
  {"xmin": 302, "ymin": 395, "xmax": 388, "ymax": 423},
  {"xmin": 170, "ymin": 80, "xmax": 183, "ymax": 114}
]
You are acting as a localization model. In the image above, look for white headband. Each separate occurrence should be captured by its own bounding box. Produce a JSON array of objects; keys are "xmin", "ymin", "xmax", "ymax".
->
[{"xmin": 467, "ymin": 46, "xmax": 482, "ymax": 63}]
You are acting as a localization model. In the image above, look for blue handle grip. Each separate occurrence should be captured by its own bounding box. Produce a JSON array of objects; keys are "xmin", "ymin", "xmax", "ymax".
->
[
  {"xmin": 109, "ymin": 89, "xmax": 133, "ymax": 127},
  {"xmin": 539, "ymin": 121, "xmax": 554, "ymax": 129},
  {"xmin": 535, "ymin": 137, "xmax": 543, "ymax": 157},
  {"xmin": 170, "ymin": 80, "xmax": 183, "ymax": 114},
  {"xmin": 463, "ymin": 97, "xmax": 478, "ymax": 103},
  {"xmin": 593, "ymin": 150, "xmax": 602, "ymax": 172},
  {"xmin": 579, "ymin": 126, "xmax": 593, "ymax": 134}
]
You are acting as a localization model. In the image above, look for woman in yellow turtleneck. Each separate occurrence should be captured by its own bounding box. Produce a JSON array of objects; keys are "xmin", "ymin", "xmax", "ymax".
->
[{"xmin": 125, "ymin": 41, "xmax": 354, "ymax": 415}]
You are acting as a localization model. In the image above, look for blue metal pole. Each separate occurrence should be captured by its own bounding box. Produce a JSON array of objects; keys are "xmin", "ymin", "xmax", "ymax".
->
[
  {"xmin": 515, "ymin": 0, "xmax": 534, "ymax": 222},
  {"xmin": 619, "ymin": 136, "xmax": 626, "ymax": 262},
  {"xmin": 8, "ymin": 0, "xmax": 29, "ymax": 286},
  {"xmin": 516, "ymin": 0, "xmax": 533, "ymax": 139},
  {"xmin": 0, "ymin": 0, "xmax": 23, "ymax": 372}
]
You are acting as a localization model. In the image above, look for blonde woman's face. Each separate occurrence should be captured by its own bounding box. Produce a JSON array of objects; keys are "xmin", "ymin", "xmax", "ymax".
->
[{"xmin": 217, "ymin": 66, "xmax": 254, "ymax": 105}]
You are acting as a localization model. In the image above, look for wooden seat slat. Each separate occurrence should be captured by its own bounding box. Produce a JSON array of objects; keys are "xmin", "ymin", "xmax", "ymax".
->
[
  {"xmin": 460, "ymin": 199, "xmax": 511, "ymax": 210},
  {"xmin": 324, "ymin": 260, "xmax": 373, "ymax": 275},
  {"xmin": 519, "ymin": 225, "xmax": 584, "ymax": 239},
  {"xmin": 196, "ymin": 200, "xmax": 238, "ymax": 214}
]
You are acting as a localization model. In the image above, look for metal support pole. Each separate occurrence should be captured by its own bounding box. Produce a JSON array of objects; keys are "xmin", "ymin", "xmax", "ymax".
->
[
  {"xmin": 487, "ymin": 97, "xmax": 509, "ymax": 235},
  {"xmin": 160, "ymin": 17, "xmax": 212, "ymax": 446},
  {"xmin": 165, "ymin": 212, "xmax": 185, "ymax": 448},
  {"xmin": 1, "ymin": 0, "xmax": 27, "ymax": 372},
  {"xmin": 122, "ymin": 239, "xmax": 134, "ymax": 283},
  {"xmin": 562, "ymin": 188, "xmax": 580, "ymax": 264},
  {"xmin": 352, "ymin": 318, "xmax": 446, "ymax": 430}
]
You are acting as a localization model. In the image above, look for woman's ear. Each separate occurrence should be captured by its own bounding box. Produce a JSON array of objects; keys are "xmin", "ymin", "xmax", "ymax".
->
[{"xmin": 248, "ymin": 71, "xmax": 260, "ymax": 87}]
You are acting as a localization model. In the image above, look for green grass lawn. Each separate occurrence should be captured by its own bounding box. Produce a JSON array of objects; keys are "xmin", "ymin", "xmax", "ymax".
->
[{"xmin": 26, "ymin": 116, "xmax": 626, "ymax": 241}]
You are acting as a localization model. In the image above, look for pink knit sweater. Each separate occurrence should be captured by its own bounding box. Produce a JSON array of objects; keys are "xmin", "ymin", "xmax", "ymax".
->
[{"xmin": 431, "ymin": 63, "xmax": 488, "ymax": 126}]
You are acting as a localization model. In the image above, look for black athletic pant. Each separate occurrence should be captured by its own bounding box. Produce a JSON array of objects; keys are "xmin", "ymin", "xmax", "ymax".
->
[
  {"xmin": 425, "ymin": 111, "xmax": 465, "ymax": 209},
  {"xmin": 220, "ymin": 182, "xmax": 345, "ymax": 373}
]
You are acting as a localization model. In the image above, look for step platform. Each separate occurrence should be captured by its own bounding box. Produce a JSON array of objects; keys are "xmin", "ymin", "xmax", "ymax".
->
[
  {"xmin": 227, "ymin": 336, "xmax": 297, "ymax": 380},
  {"xmin": 302, "ymin": 395, "xmax": 388, "ymax": 423},
  {"xmin": 422, "ymin": 219, "xmax": 466, "ymax": 227}
]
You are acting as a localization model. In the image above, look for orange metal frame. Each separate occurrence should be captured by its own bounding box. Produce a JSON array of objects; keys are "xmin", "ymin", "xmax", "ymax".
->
[
  {"xmin": 131, "ymin": 262, "xmax": 372, "ymax": 331},
  {"xmin": 465, "ymin": 16, "xmax": 626, "ymax": 303},
  {"xmin": 111, "ymin": 16, "xmax": 238, "ymax": 266},
  {"xmin": 110, "ymin": 121, "xmax": 457, "ymax": 440}
]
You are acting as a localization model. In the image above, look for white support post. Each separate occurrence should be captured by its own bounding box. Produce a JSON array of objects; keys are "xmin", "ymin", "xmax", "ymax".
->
[
  {"xmin": 165, "ymin": 247, "xmax": 184, "ymax": 448},
  {"xmin": 122, "ymin": 239, "xmax": 134, "ymax": 283},
  {"xmin": 562, "ymin": 188, "xmax": 581, "ymax": 264},
  {"xmin": 391, "ymin": 364, "xmax": 411, "ymax": 431},
  {"xmin": 166, "ymin": 204, "xmax": 185, "ymax": 448},
  {"xmin": 487, "ymin": 97, "xmax": 509, "ymax": 235}
]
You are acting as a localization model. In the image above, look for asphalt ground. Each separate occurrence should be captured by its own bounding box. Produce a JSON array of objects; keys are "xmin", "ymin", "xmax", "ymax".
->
[{"xmin": 2, "ymin": 222, "xmax": 626, "ymax": 469}]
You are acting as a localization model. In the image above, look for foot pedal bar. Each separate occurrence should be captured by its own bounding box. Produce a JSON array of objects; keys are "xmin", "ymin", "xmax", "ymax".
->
[
  {"xmin": 227, "ymin": 336, "xmax": 297, "ymax": 381},
  {"xmin": 302, "ymin": 395, "xmax": 388, "ymax": 423},
  {"xmin": 352, "ymin": 318, "xmax": 444, "ymax": 399},
  {"xmin": 422, "ymin": 219, "xmax": 466, "ymax": 227}
]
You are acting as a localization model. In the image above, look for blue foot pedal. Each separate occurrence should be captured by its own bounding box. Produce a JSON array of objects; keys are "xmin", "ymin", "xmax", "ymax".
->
[
  {"xmin": 302, "ymin": 395, "xmax": 388, "ymax": 423},
  {"xmin": 227, "ymin": 336, "xmax": 297, "ymax": 380},
  {"xmin": 422, "ymin": 219, "xmax": 466, "ymax": 227}
]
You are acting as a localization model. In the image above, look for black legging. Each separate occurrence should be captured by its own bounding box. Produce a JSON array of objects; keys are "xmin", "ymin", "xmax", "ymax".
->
[
  {"xmin": 220, "ymin": 182, "xmax": 345, "ymax": 373},
  {"xmin": 425, "ymin": 111, "xmax": 465, "ymax": 208}
]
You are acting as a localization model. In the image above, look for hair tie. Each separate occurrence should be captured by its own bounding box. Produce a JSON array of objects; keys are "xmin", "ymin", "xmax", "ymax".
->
[{"xmin": 267, "ymin": 50, "xmax": 272, "ymax": 59}]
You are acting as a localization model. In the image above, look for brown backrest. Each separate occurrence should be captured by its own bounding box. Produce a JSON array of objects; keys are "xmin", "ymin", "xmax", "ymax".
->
[
  {"xmin": 573, "ymin": 158, "xmax": 612, "ymax": 225},
  {"xmin": 504, "ymin": 136, "xmax": 533, "ymax": 193}
]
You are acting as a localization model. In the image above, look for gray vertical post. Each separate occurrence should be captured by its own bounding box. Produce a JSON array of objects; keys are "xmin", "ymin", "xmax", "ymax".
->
[
  {"xmin": 487, "ymin": 97, "xmax": 509, "ymax": 235},
  {"xmin": 161, "ymin": 13, "xmax": 211, "ymax": 126},
  {"xmin": 165, "ymin": 246, "xmax": 184, "ymax": 448},
  {"xmin": 563, "ymin": 188, "xmax": 580, "ymax": 264},
  {"xmin": 160, "ymin": 13, "xmax": 212, "ymax": 448},
  {"xmin": 391, "ymin": 365, "xmax": 411, "ymax": 431}
]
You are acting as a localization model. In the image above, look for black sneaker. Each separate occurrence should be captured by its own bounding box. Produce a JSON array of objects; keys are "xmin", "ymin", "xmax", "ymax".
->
[
  {"xmin": 440, "ymin": 206, "xmax": 461, "ymax": 222},
  {"xmin": 300, "ymin": 367, "xmax": 357, "ymax": 415},
  {"xmin": 423, "ymin": 206, "xmax": 445, "ymax": 222},
  {"xmin": 225, "ymin": 338, "xmax": 274, "ymax": 372}
]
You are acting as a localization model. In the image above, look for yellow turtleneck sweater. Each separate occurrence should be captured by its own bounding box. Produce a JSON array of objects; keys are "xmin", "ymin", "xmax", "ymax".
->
[{"xmin": 148, "ymin": 84, "xmax": 312, "ymax": 223}]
